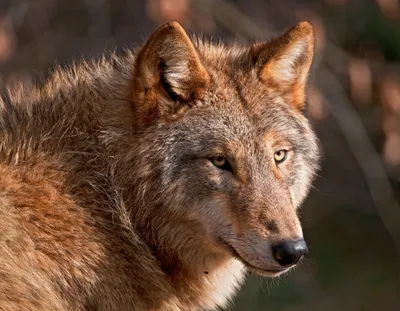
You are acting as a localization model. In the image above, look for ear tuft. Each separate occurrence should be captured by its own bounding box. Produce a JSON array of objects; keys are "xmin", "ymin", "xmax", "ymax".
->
[
  {"xmin": 255, "ymin": 21, "xmax": 315, "ymax": 110},
  {"xmin": 133, "ymin": 21, "xmax": 210, "ymax": 101},
  {"xmin": 131, "ymin": 21, "xmax": 210, "ymax": 127}
]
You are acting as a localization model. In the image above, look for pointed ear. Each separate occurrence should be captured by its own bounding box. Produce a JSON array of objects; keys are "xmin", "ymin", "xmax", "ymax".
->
[
  {"xmin": 254, "ymin": 21, "xmax": 315, "ymax": 111},
  {"xmin": 131, "ymin": 22, "xmax": 210, "ymax": 126}
]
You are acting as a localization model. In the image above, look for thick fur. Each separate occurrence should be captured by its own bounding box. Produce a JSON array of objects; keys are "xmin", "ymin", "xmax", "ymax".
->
[{"xmin": 0, "ymin": 22, "xmax": 320, "ymax": 310}]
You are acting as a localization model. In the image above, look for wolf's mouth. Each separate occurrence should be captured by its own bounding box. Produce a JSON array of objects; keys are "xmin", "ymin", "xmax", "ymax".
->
[{"xmin": 217, "ymin": 238, "xmax": 287, "ymax": 276}]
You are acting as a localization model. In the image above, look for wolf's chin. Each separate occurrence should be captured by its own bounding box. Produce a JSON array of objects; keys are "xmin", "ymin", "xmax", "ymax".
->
[
  {"xmin": 234, "ymin": 255, "xmax": 289, "ymax": 278},
  {"xmin": 217, "ymin": 238, "xmax": 289, "ymax": 278},
  {"xmin": 245, "ymin": 265, "xmax": 289, "ymax": 278}
]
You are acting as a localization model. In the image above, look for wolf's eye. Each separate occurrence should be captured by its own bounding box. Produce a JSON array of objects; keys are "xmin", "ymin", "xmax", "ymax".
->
[
  {"xmin": 210, "ymin": 156, "xmax": 232, "ymax": 171},
  {"xmin": 274, "ymin": 150, "xmax": 288, "ymax": 164}
]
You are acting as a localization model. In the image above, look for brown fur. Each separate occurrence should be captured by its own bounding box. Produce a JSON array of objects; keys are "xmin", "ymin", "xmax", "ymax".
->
[{"xmin": 0, "ymin": 21, "xmax": 320, "ymax": 310}]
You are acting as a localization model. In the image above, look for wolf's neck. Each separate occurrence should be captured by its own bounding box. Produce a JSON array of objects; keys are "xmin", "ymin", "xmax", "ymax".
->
[
  {"xmin": 162, "ymin": 249, "xmax": 247, "ymax": 310},
  {"xmin": 129, "ymin": 213, "xmax": 247, "ymax": 310}
]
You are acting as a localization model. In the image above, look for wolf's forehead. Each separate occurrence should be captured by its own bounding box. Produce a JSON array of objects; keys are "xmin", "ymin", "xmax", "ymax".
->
[
  {"xmin": 196, "ymin": 40, "xmax": 250, "ymax": 65},
  {"xmin": 205, "ymin": 102, "xmax": 302, "ymax": 142}
]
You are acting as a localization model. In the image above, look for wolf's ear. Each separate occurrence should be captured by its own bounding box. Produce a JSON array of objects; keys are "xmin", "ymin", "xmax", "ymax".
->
[
  {"xmin": 254, "ymin": 21, "xmax": 315, "ymax": 111},
  {"xmin": 131, "ymin": 21, "xmax": 210, "ymax": 126}
]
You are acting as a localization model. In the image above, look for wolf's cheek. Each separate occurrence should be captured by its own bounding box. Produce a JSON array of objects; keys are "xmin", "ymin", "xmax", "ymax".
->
[{"xmin": 287, "ymin": 155, "xmax": 317, "ymax": 208}]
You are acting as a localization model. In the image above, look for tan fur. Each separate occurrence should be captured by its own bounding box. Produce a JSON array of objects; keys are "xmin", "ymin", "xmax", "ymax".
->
[{"xmin": 0, "ymin": 21, "xmax": 320, "ymax": 310}]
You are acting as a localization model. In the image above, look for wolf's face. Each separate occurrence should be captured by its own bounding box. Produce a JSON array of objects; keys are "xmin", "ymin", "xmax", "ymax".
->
[{"xmin": 131, "ymin": 22, "xmax": 319, "ymax": 277}]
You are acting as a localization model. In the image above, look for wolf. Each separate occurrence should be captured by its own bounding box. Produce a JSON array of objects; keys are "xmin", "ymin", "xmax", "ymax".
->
[{"xmin": 0, "ymin": 20, "xmax": 320, "ymax": 310}]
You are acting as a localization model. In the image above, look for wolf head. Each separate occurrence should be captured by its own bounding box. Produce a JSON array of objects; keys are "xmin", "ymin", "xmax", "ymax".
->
[{"xmin": 128, "ymin": 21, "xmax": 320, "ymax": 277}]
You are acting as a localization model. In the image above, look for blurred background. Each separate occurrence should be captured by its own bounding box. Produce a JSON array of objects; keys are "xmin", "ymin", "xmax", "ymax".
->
[{"xmin": 1, "ymin": 0, "xmax": 400, "ymax": 310}]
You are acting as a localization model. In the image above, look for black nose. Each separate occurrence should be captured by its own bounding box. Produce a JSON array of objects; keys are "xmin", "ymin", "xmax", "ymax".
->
[{"xmin": 272, "ymin": 239, "xmax": 308, "ymax": 267}]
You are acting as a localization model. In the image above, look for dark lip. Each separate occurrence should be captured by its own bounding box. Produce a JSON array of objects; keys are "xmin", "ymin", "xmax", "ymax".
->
[{"xmin": 218, "ymin": 238, "xmax": 286, "ymax": 275}]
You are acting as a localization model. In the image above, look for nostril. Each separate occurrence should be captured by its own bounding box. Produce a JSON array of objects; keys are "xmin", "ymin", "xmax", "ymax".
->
[{"xmin": 272, "ymin": 239, "xmax": 308, "ymax": 267}]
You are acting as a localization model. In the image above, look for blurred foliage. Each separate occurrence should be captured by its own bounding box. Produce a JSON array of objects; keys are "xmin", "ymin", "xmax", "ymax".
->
[{"xmin": 0, "ymin": 0, "xmax": 400, "ymax": 310}]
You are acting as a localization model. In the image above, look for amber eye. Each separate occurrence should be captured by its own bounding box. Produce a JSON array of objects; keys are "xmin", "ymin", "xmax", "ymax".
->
[
  {"xmin": 274, "ymin": 150, "xmax": 288, "ymax": 164},
  {"xmin": 210, "ymin": 156, "xmax": 232, "ymax": 171}
]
